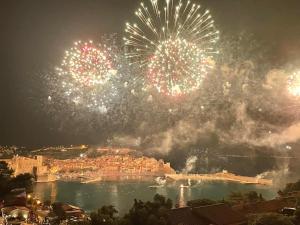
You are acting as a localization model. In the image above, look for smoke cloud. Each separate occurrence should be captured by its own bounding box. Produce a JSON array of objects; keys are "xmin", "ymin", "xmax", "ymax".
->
[
  {"xmin": 36, "ymin": 33, "xmax": 300, "ymax": 178},
  {"xmin": 182, "ymin": 156, "xmax": 198, "ymax": 174}
]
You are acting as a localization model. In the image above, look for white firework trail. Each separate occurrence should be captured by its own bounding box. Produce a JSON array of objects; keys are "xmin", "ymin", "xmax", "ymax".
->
[{"xmin": 124, "ymin": 0, "xmax": 219, "ymax": 97}]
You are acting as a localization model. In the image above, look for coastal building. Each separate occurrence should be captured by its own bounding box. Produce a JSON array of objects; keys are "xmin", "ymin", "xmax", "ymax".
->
[
  {"xmin": 51, "ymin": 202, "xmax": 87, "ymax": 221},
  {"xmin": 2, "ymin": 150, "xmax": 175, "ymax": 182},
  {"xmin": 50, "ymin": 154, "xmax": 175, "ymax": 180},
  {"xmin": 1, "ymin": 206, "xmax": 30, "ymax": 225}
]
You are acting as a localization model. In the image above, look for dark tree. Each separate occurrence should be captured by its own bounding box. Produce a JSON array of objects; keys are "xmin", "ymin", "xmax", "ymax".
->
[
  {"xmin": 90, "ymin": 205, "xmax": 118, "ymax": 225},
  {"xmin": 228, "ymin": 191, "xmax": 264, "ymax": 204},
  {"xmin": 249, "ymin": 213, "xmax": 294, "ymax": 225},
  {"xmin": 281, "ymin": 180, "xmax": 300, "ymax": 195},
  {"xmin": 187, "ymin": 198, "xmax": 217, "ymax": 207},
  {"xmin": 9, "ymin": 173, "xmax": 33, "ymax": 192},
  {"xmin": 52, "ymin": 202, "xmax": 67, "ymax": 220},
  {"xmin": 121, "ymin": 194, "xmax": 172, "ymax": 225},
  {"xmin": 0, "ymin": 161, "xmax": 33, "ymax": 197},
  {"xmin": 0, "ymin": 162, "xmax": 11, "ymax": 196},
  {"xmin": 290, "ymin": 208, "xmax": 300, "ymax": 225},
  {"xmin": 0, "ymin": 161, "xmax": 13, "ymax": 178}
]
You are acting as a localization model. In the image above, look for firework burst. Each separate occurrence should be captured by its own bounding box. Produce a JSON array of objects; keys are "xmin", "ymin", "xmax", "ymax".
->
[
  {"xmin": 124, "ymin": 0, "xmax": 219, "ymax": 96},
  {"xmin": 52, "ymin": 39, "xmax": 120, "ymax": 113},
  {"xmin": 56, "ymin": 40, "xmax": 117, "ymax": 87}
]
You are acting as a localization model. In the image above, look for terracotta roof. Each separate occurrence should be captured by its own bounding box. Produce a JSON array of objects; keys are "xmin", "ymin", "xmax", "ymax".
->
[
  {"xmin": 61, "ymin": 204, "xmax": 83, "ymax": 212},
  {"xmin": 192, "ymin": 204, "xmax": 247, "ymax": 225},
  {"xmin": 168, "ymin": 204, "xmax": 247, "ymax": 225},
  {"xmin": 168, "ymin": 207, "xmax": 207, "ymax": 225}
]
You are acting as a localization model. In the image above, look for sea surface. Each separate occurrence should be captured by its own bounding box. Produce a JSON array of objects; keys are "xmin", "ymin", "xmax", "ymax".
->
[{"xmin": 33, "ymin": 179, "xmax": 277, "ymax": 215}]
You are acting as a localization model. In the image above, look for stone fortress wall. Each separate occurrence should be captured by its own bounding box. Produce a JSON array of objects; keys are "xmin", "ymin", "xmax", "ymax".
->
[{"xmin": 5, "ymin": 155, "xmax": 56, "ymax": 182}]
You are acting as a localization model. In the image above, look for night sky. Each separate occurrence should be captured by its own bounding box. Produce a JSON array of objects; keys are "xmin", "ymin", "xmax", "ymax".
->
[{"xmin": 1, "ymin": 0, "xmax": 300, "ymax": 147}]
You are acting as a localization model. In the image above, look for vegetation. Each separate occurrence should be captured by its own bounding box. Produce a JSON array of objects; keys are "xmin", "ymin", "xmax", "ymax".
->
[
  {"xmin": 280, "ymin": 180, "xmax": 300, "ymax": 195},
  {"xmin": 228, "ymin": 190, "xmax": 264, "ymax": 204},
  {"xmin": 187, "ymin": 191, "xmax": 264, "ymax": 207},
  {"xmin": 121, "ymin": 194, "xmax": 172, "ymax": 225},
  {"xmin": 293, "ymin": 209, "xmax": 300, "ymax": 225},
  {"xmin": 247, "ymin": 211, "xmax": 300, "ymax": 225},
  {"xmin": 187, "ymin": 198, "xmax": 218, "ymax": 207},
  {"xmin": 249, "ymin": 213, "xmax": 294, "ymax": 225},
  {"xmin": 187, "ymin": 198, "xmax": 228, "ymax": 207},
  {"xmin": 85, "ymin": 194, "xmax": 172, "ymax": 225},
  {"xmin": 52, "ymin": 202, "xmax": 68, "ymax": 220},
  {"xmin": 0, "ymin": 161, "xmax": 33, "ymax": 198},
  {"xmin": 90, "ymin": 205, "xmax": 118, "ymax": 225}
]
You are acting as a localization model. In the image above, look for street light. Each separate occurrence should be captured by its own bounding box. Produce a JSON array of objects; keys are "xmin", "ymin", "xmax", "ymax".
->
[{"xmin": 27, "ymin": 194, "xmax": 33, "ymax": 207}]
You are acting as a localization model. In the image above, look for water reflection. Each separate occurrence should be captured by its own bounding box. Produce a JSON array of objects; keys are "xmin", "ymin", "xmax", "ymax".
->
[
  {"xmin": 51, "ymin": 182, "xmax": 57, "ymax": 203},
  {"xmin": 109, "ymin": 184, "xmax": 119, "ymax": 210},
  {"xmin": 33, "ymin": 180, "xmax": 277, "ymax": 215},
  {"xmin": 178, "ymin": 186, "xmax": 186, "ymax": 208}
]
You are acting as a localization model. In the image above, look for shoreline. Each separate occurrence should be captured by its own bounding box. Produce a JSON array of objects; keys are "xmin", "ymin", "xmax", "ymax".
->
[
  {"xmin": 165, "ymin": 172, "xmax": 273, "ymax": 186},
  {"xmin": 33, "ymin": 171, "xmax": 273, "ymax": 186},
  {"xmin": 35, "ymin": 176, "xmax": 274, "ymax": 188}
]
